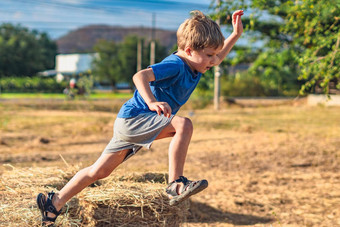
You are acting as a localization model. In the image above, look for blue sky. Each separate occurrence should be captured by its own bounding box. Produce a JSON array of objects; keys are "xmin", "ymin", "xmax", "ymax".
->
[{"xmin": 1, "ymin": 0, "xmax": 214, "ymax": 40}]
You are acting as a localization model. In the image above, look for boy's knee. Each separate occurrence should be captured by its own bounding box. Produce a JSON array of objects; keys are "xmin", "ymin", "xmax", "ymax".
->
[
  {"xmin": 88, "ymin": 167, "xmax": 110, "ymax": 180},
  {"xmin": 178, "ymin": 117, "xmax": 193, "ymax": 133}
]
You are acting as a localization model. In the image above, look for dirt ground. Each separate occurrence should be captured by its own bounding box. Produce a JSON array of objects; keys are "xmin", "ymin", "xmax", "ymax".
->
[{"xmin": 0, "ymin": 98, "xmax": 339, "ymax": 226}]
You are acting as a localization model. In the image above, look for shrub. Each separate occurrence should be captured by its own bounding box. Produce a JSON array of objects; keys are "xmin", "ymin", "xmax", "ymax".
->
[
  {"xmin": 0, "ymin": 76, "xmax": 66, "ymax": 93},
  {"xmin": 221, "ymin": 72, "xmax": 267, "ymax": 97}
]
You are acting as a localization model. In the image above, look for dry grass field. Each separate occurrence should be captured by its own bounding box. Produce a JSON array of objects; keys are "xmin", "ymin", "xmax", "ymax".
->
[{"xmin": 0, "ymin": 98, "xmax": 339, "ymax": 226}]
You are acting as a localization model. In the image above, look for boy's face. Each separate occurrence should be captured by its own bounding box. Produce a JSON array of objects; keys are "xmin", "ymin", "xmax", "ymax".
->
[{"xmin": 187, "ymin": 46, "xmax": 222, "ymax": 73}]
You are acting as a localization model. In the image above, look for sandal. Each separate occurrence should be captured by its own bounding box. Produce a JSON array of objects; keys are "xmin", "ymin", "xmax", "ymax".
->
[
  {"xmin": 36, "ymin": 191, "xmax": 62, "ymax": 226},
  {"xmin": 166, "ymin": 176, "xmax": 208, "ymax": 206}
]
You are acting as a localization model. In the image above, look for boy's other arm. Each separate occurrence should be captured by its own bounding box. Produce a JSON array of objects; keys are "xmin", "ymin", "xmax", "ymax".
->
[
  {"xmin": 133, "ymin": 68, "xmax": 172, "ymax": 117},
  {"xmin": 216, "ymin": 10, "xmax": 244, "ymax": 64}
]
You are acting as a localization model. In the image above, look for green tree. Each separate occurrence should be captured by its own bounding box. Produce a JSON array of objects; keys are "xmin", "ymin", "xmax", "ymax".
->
[
  {"xmin": 143, "ymin": 41, "xmax": 168, "ymax": 69},
  {"xmin": 212, "ymin": 0, "xmax": 299, "ymax": 96},
  {"xmin": 92, "ymin": 40, "xmax": 123, "ymax": 88},
  {"xmin": 0, "ymin": 23, "xmax": 57, "ymax": 77},
  {"xmin": 119, "ymin": 36, "xmax": 139, "ymax": 86},
  {"xmin": 213, "ymin": 0, "xmax": 339, "ymax": 95},
  {"xmin": 120, "ymin": 36, "xmax": 167, "ymax": 86},
  {"xmin": 92, "ymin": 36, "xmax": 168, "ymax": 89},
  {"xmin": 248, "ymin": 48, "xmax": 301, "ymax": 96},
  {"xmin": 284, "ymin": 0, "xmax": 340, "ymax": 94}
]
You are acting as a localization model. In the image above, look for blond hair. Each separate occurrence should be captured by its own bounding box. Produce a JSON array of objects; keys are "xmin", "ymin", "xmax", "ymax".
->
[{"xmin": 177, "ymin": 10, "xmax": 225, "ymax": 51}]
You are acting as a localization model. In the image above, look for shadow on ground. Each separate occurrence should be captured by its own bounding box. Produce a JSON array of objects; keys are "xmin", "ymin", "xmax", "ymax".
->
[{"xmin": 187, "ymin": 201, "xmax": 273, "ymax": 225}]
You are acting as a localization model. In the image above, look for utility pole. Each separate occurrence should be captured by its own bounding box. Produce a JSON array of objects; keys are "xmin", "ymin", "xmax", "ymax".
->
[
  {"xmin": 137, "ymin": 39, "xmax": 142, "ymax": 72},
  {"xmin": 214, "ymin": 0, "xmax": 221, "ymax": 110},
  {"xmin": 150, "ymin": 13, "xmax": 156, "ymax": 65}
]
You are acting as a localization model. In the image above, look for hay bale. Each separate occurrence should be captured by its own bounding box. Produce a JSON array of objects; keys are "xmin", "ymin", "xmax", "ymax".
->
[
  {"xmin": 74, "ymin": 178, "xmax": 188, "ymax": 226},
  {"xmin": 0, "ymin": 164, "xmax": 80, "ymax": 226},
  {"xmin": 0, "ymin": 165, "xmax": 189, "ymax": 226},
  {"xmin": 118, "ymin": 172, "xmax": 169, "ymax": 184}
]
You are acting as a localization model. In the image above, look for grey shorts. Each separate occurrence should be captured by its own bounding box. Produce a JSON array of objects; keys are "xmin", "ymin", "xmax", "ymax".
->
[{"xmin": 103, "ymin": 112, "xmax": 174, "ymax": 161}]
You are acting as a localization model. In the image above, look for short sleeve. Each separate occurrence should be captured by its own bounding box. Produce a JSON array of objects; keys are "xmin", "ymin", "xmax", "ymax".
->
[{"xmin": 149, "ymin": 61, "xmax": 181, "ymax": 87}]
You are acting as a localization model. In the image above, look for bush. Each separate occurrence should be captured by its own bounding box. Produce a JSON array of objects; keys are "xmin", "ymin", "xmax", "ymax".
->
[
  {"xmin": 221, "ymin": 71, "xmax": 300, "ymax": 97},
  {"xmin": 189, "ymin": 71, "xmax": 214, "ymax": 109},
  {"xmin": 221, "ymin": 72, "xmax": 267, "ymax": 97},
  {"xmin": 0, "ymin": 76, "xmax": 66, "ymax": 93}
]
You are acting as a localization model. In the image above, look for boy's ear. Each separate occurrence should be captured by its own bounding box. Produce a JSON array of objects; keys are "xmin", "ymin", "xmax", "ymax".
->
[{"xmin": 184, "ymin": 46, "xmax": 192, "ymax": 56}]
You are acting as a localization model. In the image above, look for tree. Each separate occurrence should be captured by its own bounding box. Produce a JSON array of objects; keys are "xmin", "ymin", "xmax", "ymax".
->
[
  {"xmin": 212, "ymin": 0, "xmax": 300, "ymax": 96},
  {"xmin": 92, "ymin": 40, "xmax": 123, "ymax": 88},
  {"xmin": 119, "ymin": 36, "xmax": 139, "ymax": 86},
  {"xmin": 284, "ymin": 0, "xmax": 340, "ymax": 94},
  {"xmin": 0, "ymin": 23, "xmax": 57, "ymax": 77},
  {"xmin": 92, "ymin": 36, "xmax": 168, "ymax": 89},
  {"xmin": 212, "ymin": 0, "xmax": 339, "ymax": 95},
  {"xmin": 143, "ymin": 41, "xmax": 168, "ymax": 69}
]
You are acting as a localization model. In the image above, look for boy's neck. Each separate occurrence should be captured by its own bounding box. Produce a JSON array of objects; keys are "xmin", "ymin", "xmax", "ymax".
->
[{"xmin": 175, "ymin": 50, "xmax": 196, "ymax": 73}]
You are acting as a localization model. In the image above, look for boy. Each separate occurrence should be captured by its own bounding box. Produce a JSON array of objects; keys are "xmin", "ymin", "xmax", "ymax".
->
[{"xmin": 37, "ymin": 9, "xmax": 244, "ymax": 225}]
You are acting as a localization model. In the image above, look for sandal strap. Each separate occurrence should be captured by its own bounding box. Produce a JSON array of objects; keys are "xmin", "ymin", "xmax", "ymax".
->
[
  {"xmin": 166, "ymin": 176, "xmax": 193, "ymax": 196},
  {"xmin": 179, "ymin": 178, "xmax": 197, "ymax": 194},
  {"xmin": 43, "ymin": 215, "xmax": 59, "ymax": 222},
  {"xmin": 167, "ymin": 176, "xmax": 188, "ymax": 186},
  {"xmin": 44, "ymin": 191, "xmax": 62, "ymax": 216}
]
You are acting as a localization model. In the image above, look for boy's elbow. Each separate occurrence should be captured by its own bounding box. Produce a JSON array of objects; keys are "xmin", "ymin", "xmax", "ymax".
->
[
  {"xmin": 133, "ymin": 69, "xmax": 145, "ymax": 79},
  {"xmin": 133, "ymin": 68, "xmax": 155, "ymax": 84},
  {"xmin": 132, "ymin": 73, "xmax": 138, "ymax": 84},
  {"xmin": 132, "ymin": 72, "xmax": 139, "ymax": 82}
]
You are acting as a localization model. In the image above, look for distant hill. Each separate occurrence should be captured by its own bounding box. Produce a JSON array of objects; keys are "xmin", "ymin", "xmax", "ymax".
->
[{"xmin": 56, "ymin": 25, "xmax": 177, "ymax": 54}]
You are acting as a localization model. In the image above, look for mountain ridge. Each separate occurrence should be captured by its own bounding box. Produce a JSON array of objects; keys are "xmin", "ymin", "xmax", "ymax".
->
[{"xmin": 56, "ymin": 24, "xmax": 177, "ymax": 54}]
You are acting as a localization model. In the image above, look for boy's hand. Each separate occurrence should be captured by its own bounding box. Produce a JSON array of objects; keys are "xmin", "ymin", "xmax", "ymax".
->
[
  {"xmin": 148, "ymin": 101, "xmax": 172, "ymax": 118},
  {"xmin": 232, "ymin": 10, "xmax": 244, "ymax": 37}
]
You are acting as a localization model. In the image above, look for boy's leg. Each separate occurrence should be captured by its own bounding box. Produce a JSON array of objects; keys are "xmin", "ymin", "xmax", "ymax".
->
[
  {"xmin": 156, "ymin": 115, "xmax": 208, "ymax": 205},
  {"xmin": 45, "ymin": 149, "xmax": 130, "ymax": 219},
  {"xmin": 155, "ymin": 116, "xmax": 193, "ymax": 183}
]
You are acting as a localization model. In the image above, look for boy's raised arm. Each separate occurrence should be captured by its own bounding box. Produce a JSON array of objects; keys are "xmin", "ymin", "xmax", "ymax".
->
[{"xmin": 217, "ymin": 10, "xmax": 244, "ymax": 64}]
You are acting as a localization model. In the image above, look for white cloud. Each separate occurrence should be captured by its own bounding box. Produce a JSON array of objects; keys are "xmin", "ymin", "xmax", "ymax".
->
[{"xmin": 13, "ymin": 11, "xmax": 23, "ymax": 19}]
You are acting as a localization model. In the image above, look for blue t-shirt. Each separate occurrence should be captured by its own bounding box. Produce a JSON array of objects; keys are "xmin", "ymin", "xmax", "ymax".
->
[{"xmin": 117, "ymin": 53, "xmax": 202, "ymax": 118}]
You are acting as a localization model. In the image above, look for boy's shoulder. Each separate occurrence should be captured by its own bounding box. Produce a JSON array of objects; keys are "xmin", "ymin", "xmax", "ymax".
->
[
  {"xmin": 159, "ymin": 52, "xmax": 183, "ymax": 64},
  {"xmin": 151, "ymin": 53, "xmax": 185, "ymax": 73}
]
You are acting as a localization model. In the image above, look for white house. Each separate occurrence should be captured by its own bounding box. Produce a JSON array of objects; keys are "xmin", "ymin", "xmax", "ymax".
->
[
  {"xmin": 55, "ymin": 53, "xmax": 98, "ymax": 82},
  {"xmin": 39, "ymin": 52, "xmax": 130, "ymax": 91}
]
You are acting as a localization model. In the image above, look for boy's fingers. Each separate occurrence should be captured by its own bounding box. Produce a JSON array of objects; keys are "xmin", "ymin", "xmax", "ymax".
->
[
  {"xmin": 232, "ymin": 13, "xmax": 237, "ymax": 23},
  {"xmin": 232, "ymin": 10, "xmax": 244, "ymax": 20},
  {"xmin": 167, "ymin": 106, "xmax": 172, "ymax": 118},
  {"xmin": 159, "ymin": 103, "xmax": 172, "ymax": 117},
  {"xmin": 152, "ymin": 102, "xmax": 171, "ymax": 117},
  {"xmin": 162, "ymin": 104, "xmax": 171, "ymax": 118},
  {"xmin": 161, "ymin": 106, "xmax": 168, "ymax": 116},
  {"xmin": 155, "ymin": 106, "xmax": 161, "ymax": 115},
  {"xmin": 233, "ymin": 13, "xmax": 243, "ymax": 26}
]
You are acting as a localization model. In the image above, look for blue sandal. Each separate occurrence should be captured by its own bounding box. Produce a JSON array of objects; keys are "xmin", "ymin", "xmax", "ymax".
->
[
  {"xmin": 36, "ymin": 191, "xmax": 62, "ymax": 226},
  {"xmin": 166, "ymin": 176, "xmax": 208, "ymax": 206}
]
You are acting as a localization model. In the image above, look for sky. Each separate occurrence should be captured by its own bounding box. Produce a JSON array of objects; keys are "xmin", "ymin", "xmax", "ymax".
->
[{"xmin": 0, "ymin": 0, "xmax": 215, "ymax": 40}]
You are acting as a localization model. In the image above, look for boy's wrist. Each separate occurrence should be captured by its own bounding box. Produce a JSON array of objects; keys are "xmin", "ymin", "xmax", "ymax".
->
[
  {"xmin": 231, "ymin": 31, "xmax": 242, "ymax": 39},
  {"xmin": 145, "ymin": 98, "xmax": 157, "ymax": 105}
]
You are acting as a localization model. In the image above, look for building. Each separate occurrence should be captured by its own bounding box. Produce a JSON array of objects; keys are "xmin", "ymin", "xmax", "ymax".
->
[{"xmin": 55, "ymin": 53, "xmax": 98, "ymax": 82}]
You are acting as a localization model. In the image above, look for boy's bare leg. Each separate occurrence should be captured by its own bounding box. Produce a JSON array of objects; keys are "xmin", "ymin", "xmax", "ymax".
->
[
  {"xmin": 46, "ymin": 149, "xmax": 130, "ymax": 218},
  {"xmin": 155, "ymin": 116, "xmax": 193, "ymax": 183},
  {"xmin": 156, "ymin": 116, "xmax": 208, "ymax": 203}
]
